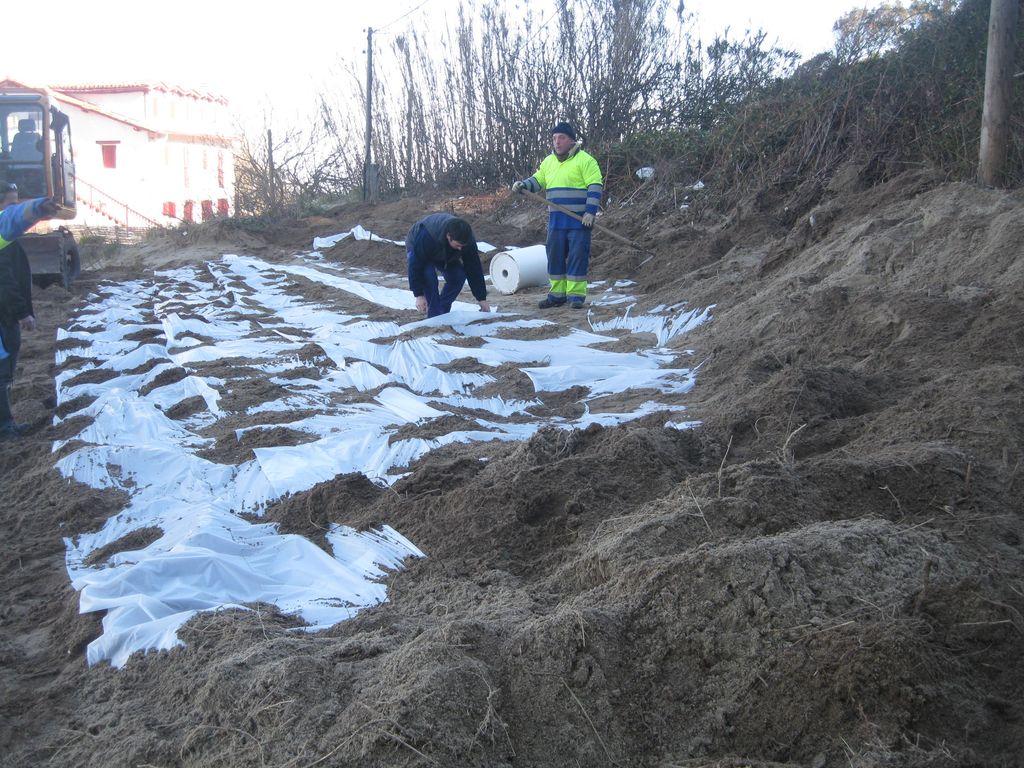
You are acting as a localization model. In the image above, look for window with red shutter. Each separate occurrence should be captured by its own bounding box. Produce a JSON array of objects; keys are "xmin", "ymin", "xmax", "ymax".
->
[
  {"xmin": 183, "ymin": 201, "xmax": 194, "ymax": 223},
  {"xmin": 100, "ymin": 143, "xmax": 117, "ymax": 169}
]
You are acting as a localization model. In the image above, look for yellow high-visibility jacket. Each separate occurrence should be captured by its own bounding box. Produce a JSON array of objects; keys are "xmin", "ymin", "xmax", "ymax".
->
[{"xmin": 522, "ymin": 146, "xmax": 603, "ymax": 229}]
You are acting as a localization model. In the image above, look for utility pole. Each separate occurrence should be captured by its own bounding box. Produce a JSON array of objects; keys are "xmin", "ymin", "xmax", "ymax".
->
[
  {"xmin": 267, "ymin": 129, "xmax": 276, "ymax": 212},
  {"xmin": 363, "ymin": 26, "xmax": 379, "ymax": 202},
  {"xmin": 978, "ymin": 0, "xmax": 1019, "ymax": 187}
]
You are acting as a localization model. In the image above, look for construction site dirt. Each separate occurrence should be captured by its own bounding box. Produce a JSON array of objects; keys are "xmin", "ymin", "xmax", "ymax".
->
[{"xmin": 1, "ymin": 170, "xmax": 1022, "ymax": 767}]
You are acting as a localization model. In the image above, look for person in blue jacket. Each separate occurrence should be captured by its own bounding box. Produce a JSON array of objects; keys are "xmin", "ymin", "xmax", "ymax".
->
[
  {"xmin": 0, "ymin": 186, "xmax": 58, "ymax": 438},
  {"xmin": 406, "ymin": 213, "xmax": 490, "ymax": 317}
]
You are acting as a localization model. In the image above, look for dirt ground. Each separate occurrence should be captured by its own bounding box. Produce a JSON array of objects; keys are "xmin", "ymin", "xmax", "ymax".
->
[{"xmin": 1, "ymin": 170, "xmax": 1022, "ymax": 767}]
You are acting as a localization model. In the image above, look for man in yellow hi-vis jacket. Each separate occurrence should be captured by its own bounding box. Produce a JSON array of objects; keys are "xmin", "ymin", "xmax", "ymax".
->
[{"xmin": 513, "ymin": 122, "xmax": 603, "ymax": 309}]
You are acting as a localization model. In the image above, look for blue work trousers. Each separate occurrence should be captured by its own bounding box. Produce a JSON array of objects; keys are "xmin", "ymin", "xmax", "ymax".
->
[
  {"xmin": 545, "ymin": 227, "xmax": 591, "ymax": 305},
  {"xmin": 0, "ymin": 322, "xmax": 19, "ymax": 383},
  {"xmin": 409, "ymin": 254, "xmax": 467, "ymax": 318}
]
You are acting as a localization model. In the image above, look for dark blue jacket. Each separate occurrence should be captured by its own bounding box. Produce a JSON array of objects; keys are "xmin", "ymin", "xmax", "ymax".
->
[
  {"xmin": 0, "ymin": 241, "xmax": 32, "ymax": 325},
  {"xmin": 406, "ymin": 213, "xmax": 487, "ymax": 301}
]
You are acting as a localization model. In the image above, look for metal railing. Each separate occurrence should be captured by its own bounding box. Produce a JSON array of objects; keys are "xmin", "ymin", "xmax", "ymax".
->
[{"xmin": 74, "ymin": 175, "xmax": 162, "ymax": 229}]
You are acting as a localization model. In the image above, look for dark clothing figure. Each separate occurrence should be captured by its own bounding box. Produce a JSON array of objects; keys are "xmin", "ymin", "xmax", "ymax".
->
[
  {"xmin": 0, "ymin": 241, "xmax": 33, "ymax": 434},
  {"xmin": 406, "ymin": 213, "xmax": 489, "ymax": 318},
  {"xmin": 417, "ymin": 258, "xmax": 469, "ymax": 318},
  {"xmin": 0, "ymin": 196, "xmax": 55, "ymax": 436}
]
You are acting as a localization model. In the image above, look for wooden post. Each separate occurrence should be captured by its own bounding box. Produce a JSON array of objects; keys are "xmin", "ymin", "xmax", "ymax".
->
[
  {"xmin": 978, "ymin": 0, "xmax": 1020, "ymax": 187},
  {"xmin": 363, "ymin": 26, "xmax": 375, "ymax": 202},
  {"xmin": 266, "ymin": 129, "xmax": 276, "ymax": 211},
  {"xmin": 405, "ymin": 88, "xmax": 413, "ymax": 186},
  {"xmin": 365, "ymin": 164, "xmax": 380, "ymax": 203}
]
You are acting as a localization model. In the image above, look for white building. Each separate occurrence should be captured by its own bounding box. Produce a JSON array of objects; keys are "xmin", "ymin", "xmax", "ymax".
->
[{"xmin": 2, "ymin": 79, "xmax": 237, "ymax": 228}]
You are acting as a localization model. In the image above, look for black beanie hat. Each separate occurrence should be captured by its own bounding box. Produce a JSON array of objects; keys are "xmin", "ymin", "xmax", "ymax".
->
[{"xmin": 550, "ymin": 121, "xmax": 576, "ymax": 140}]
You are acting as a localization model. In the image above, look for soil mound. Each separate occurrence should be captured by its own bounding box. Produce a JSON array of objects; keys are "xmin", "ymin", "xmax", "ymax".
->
[{"xmin": 0, "ymin": 174, "xmax": 1021, "ymax": 766}]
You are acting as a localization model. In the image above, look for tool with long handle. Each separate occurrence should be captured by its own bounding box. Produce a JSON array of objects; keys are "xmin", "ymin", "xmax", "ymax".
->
[{"xmin": 516, "ymin": 188, "xmax": 644, "ymax": 252}]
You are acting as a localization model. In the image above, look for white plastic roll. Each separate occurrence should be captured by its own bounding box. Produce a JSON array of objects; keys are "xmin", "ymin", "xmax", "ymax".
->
[{"xmin": 489, "ymin": 244, "xmax": 548, "ymax": 295}]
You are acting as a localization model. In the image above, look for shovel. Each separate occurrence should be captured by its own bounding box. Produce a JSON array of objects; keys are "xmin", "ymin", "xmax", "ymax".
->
[{"xmin": 515, "ymin": 188, "xmax": 646, "ymax": 253}]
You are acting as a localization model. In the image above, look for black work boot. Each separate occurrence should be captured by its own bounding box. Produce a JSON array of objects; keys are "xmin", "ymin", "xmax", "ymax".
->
[
  {"xmin": 0, "ymin": 421, "xmax": 29, "ymax": 440},
  {"xmin": 538, "ymin": 297, "xmax": 564, "ymax": 309},
  {"xmin": 0, "ymin": 383, "xmax": 26, "ymax": 439}
]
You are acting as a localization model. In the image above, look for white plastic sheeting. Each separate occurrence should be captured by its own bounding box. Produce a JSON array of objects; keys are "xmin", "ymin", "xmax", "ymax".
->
[
  {"xmin": 312, "ymin": 224, "xmax": 496, "ymax": 253},
  {"xmin": 56, "ymin": 249, "xmax": 709, "ymax": 668},
  {"xmin": 590, "ymin": 303, "xmax": 716, "ymax": 347}
]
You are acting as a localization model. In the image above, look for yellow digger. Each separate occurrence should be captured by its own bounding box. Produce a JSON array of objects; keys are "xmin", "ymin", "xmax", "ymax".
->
[{"xmin": 0, "ymin": 83, "xmax": 79, "ymax": 287}]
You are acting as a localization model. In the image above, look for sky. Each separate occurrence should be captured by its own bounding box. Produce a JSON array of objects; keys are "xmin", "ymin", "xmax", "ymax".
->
[{"xmin": 7, "ymin": 0, "xmax": 898, "ymax": 134}]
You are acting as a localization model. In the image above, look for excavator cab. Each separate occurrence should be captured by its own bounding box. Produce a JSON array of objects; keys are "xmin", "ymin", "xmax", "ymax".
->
[
  {"xmin": 0, "ymin": 85, "xmax": 80, "ymax": 287},
  {"xmin": 0, "ymin": 88, "xmax": 76, "ymax": 218}
]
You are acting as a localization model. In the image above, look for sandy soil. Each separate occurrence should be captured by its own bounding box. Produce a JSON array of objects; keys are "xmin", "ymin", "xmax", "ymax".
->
[{"xmin": 0, "ymin": 171, "xmax": 1022, "ymax": 767}]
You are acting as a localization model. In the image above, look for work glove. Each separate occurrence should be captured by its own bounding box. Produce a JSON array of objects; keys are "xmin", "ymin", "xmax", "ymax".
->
[
  {"xmin": 581, "ymin": 212, "xmax": 595, "ymax": 228},
  {"xmin": 511, "ymin": 181, "xmax": 526, "ymax": 194},
  {"xmin": 33, "ymin": 198, "xmax": 59, "ymax": 219}
]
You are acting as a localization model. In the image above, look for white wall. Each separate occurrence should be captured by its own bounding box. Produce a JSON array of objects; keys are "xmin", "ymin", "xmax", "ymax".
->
[
  {"xmin": 62, "ymin": 102, "xmax": 153, "ymax": 227},
  {"xmin": 56, "ymin": 95, "xmax": 236, "ymax": 227},
  {"xmin": 73, "ymin": 89, "xmax": 229, "ymax": 134},
  {"xmin": 73, "ymin": 91, "xmax": 146, "ymax": 122}
]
